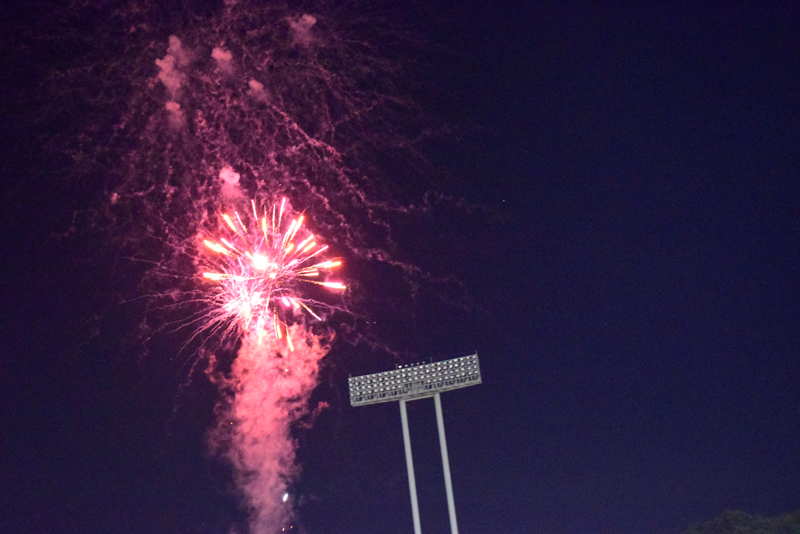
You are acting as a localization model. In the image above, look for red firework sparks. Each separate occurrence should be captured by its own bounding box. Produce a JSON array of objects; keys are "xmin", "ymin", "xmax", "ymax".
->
[{"xmin": 200, "ymin": 197, "xmax": 344, "ymax": 350}]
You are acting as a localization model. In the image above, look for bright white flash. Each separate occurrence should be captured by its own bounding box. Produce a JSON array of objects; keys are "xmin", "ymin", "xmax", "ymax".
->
[
  {"xmin": 252, "ymin": 253, "xmax": 276, "ymax": 271},
  {"xmin": 282, "ymin": 492, "xmax": 289, "ymax": 503}
]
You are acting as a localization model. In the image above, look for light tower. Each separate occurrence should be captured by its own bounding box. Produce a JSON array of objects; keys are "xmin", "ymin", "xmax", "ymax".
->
[{"xmin": 349, "ymin": 353, "xmax": 481, "ymax": 534}]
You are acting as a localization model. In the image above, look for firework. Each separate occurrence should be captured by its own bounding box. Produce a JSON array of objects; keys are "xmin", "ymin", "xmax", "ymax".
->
[{"xmin": 200, "ymin": 197, "xmax": 344, "ymax": 349}]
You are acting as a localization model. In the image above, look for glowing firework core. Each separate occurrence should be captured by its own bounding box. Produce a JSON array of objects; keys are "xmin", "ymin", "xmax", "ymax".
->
[{"xmin": 201, "ymin": 198, "xmax": 344, "ymax": 349}]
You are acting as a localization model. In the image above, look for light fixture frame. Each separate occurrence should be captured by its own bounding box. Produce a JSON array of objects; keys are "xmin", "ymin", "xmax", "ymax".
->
[{"xmin": 348, "ymin": 353, "xmax": 481, "ymax": 406}]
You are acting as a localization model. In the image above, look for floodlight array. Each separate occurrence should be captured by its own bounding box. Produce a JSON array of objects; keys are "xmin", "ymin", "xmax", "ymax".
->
[{"xmin": 349, "ymin": 353, "xmax": 481, "ymax": 406}]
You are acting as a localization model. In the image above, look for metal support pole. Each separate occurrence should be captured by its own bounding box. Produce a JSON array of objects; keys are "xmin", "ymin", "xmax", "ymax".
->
[
  {"xmin": 400, "ymin": 399, "xmax": 422, "ymax": 534},
  {"xmin": 434, "ymin": 393, "xmax": 459, "ymax": 534}
]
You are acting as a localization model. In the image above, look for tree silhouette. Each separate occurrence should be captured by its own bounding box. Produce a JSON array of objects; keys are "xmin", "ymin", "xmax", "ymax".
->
[{"xmin": 685, "ymin": 509, "xmax": 800, "ymax": 534}]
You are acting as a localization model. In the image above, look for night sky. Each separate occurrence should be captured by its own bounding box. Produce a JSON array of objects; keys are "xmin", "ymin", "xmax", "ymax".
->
[{"xmin": 2, "ymin": 2, "xmax": 799, "ymax": 534}]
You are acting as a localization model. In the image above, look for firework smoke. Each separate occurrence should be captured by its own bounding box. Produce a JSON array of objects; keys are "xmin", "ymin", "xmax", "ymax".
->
[{"xmin": 208, "ymin": 327, "xmax": 330, "ymax": 532}]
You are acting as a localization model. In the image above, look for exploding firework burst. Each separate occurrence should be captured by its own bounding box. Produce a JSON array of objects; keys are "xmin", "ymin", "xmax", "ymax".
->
[{"xmin": 199, "ymin": 197, "xmax": 345, "ymax": 350}]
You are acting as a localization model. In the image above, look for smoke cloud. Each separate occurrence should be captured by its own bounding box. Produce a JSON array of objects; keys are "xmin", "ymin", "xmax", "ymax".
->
[
  {"xmin": 288, "ymin": 14, "xmax": 317, "ymax": 46},
  {"xmin": 219, "ymin": 165, "xmax": 242, "ymax": 201},
  {"xmin": 209, "ymin": 327, "xmax": 329, "ymax": 532},
  {"xmin": 212, "ymin": 47, "xmax": 234, "ymax": 76},
  {"xmin": 155, "ymin": 36, "xmax": 191, "ymax": 96},
  {"xmin": 247, "ymin": 79, "xmax": 269, "ymax": 103},
  {"xmin": 164, "ymin": 100, "xmax": 186, "ymax": 130},
  {"xmin": 156, "ymin": 36, "xmax": 194, "ymax": 129}
]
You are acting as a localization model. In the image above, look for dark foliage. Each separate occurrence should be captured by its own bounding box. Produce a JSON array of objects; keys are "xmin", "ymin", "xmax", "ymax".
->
[{"xmin": 685, "ymin": 510, "xmax": 800, "ymax": 534}]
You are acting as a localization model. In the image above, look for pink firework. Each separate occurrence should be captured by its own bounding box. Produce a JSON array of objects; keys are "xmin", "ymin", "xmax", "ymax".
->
[{"xmin": 200, "ymin": 197, "xmax": 345, "ymax": 350}]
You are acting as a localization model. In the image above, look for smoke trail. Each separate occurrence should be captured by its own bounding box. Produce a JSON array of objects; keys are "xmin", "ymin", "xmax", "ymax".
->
[{"xmin": 208, "ymin": 327, "xmax": 330, "ymax": 532}]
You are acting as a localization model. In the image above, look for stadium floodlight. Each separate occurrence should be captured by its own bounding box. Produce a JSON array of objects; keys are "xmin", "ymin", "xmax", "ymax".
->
[{"xmin": 349, "ymin": 353, "xmax": 481, "ymax": 534}]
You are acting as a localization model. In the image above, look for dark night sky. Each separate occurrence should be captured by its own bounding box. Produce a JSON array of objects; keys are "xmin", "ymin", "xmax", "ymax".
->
[{"xmin": 2, "ymin": 2, "xmax": 799, "ymax": 534}]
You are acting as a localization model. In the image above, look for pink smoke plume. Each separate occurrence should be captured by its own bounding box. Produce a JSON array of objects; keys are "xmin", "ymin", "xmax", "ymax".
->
[{"xmin": 208, "ymin": 325, "xmax": 330, "ymax": 533}]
